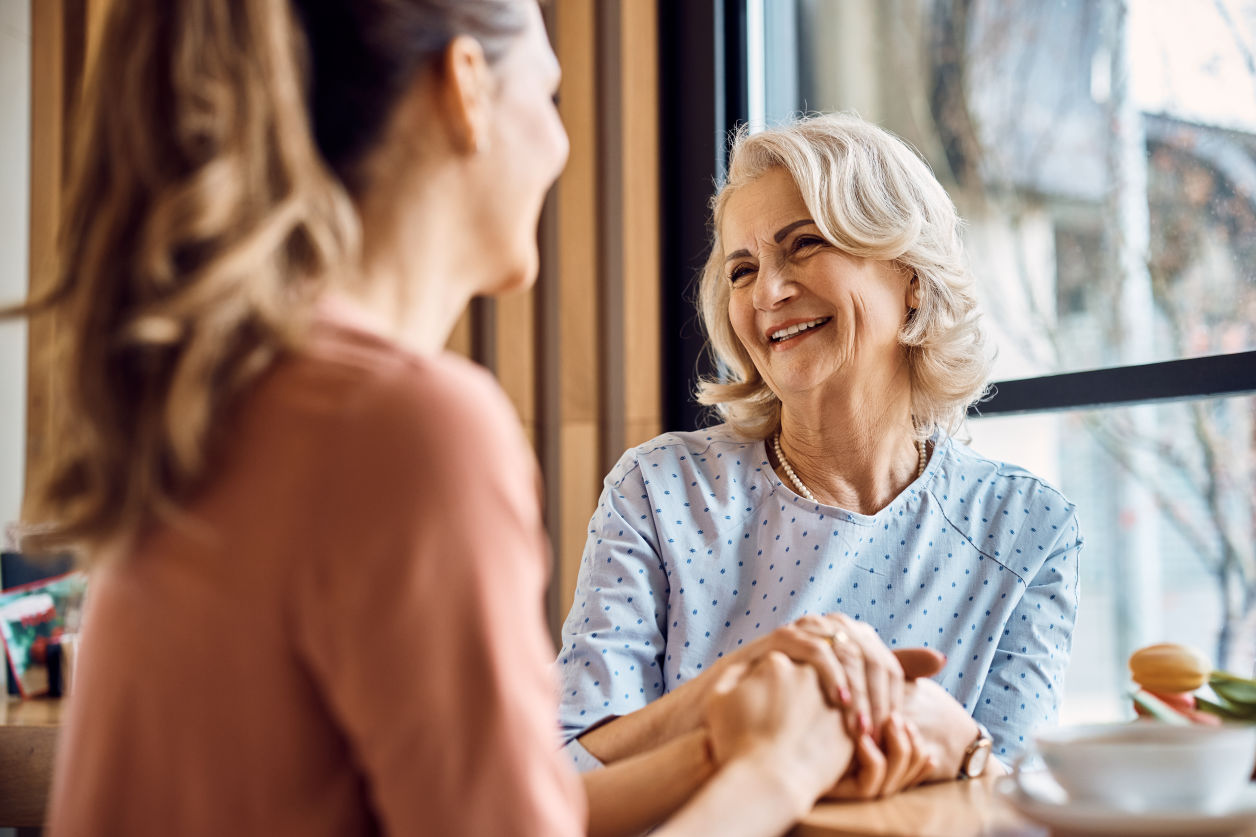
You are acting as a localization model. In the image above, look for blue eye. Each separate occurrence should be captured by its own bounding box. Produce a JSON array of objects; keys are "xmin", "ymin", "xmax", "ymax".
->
[{"xmin": 728, "ymin": 264, "xmax": 755, "ymax": 284}]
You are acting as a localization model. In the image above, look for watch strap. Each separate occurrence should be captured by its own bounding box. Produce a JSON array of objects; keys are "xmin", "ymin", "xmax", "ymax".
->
[{"xmin": 957, "ymin": 721, "xmax": 993, "ymax": 779}]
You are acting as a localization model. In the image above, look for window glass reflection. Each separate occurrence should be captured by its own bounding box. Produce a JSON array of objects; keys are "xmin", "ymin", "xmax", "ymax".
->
[
  {"xmin": 968, "ymin": 398, "xmax": 1256, "ymax": 721},
  {"xmin": 763, "ymin": 0, "xmax": 1256, "ymax": 377}
]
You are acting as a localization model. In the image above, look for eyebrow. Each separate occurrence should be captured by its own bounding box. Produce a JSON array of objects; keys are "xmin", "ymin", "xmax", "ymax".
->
[{"xmin": 724, "ymin": 219, "xmax": 816, "ymax": 262}]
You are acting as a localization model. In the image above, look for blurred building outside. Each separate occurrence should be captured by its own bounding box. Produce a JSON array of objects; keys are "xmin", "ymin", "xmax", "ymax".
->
[{"xmin": 751, "ymin": 0, "xmax": 1256, "ymax": 722}]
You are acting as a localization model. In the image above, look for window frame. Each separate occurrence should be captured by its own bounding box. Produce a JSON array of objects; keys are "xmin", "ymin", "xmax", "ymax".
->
[{"xmin": 657, "ymin": 2, "xmax": 1256, "ymax": 428}]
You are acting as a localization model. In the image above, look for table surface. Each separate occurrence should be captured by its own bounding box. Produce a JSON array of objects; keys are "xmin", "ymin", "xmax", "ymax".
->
[
  {"xmin": 4, "ymin": 701, "xmax": 1254, "ymax": 836},
  {"xmin": 1, "ymin": 696, "xmax": 64, "ymax": 726},
  {"xmin": 798, "ymin": 771, "xmax": 1256, "ymax": 837},
  {"xmin": 797, "ymin": 774, "xmax": 1047, "ymax": 837},
  {"xmin": 0, "ymin": 697, "xmax": 63, "ymax": 828}
]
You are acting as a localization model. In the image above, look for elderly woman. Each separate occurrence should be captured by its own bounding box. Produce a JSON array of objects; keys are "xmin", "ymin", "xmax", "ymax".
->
[{"xmin": 557, "ymin": 113, "xmax": 1082, "ymax": 790}]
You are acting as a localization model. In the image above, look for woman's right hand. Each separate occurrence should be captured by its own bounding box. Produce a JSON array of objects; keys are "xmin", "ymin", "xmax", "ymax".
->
[{"xmin": 704, "ymin": 651, "xmax": 855, "ymax": 810}]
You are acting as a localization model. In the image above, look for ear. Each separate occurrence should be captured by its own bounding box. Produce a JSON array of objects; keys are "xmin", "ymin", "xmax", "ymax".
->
[
  {"xmin": 905, "ymin": 269, "xmax": 921, "ymax": 310},
  {"xmin": 438, "ymin": 35, "xmax": 494, "ymax": 154}
]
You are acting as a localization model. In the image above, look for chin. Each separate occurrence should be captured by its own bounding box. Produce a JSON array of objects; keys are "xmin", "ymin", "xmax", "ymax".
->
[
  {"xmin": 484, "ymin": 263, "xmax": 537, "ymax": 297},
  {"xmin": 485, "ymin": 271, "xmax": 534, "ymax": 296},
  {"xmin": 484, "ymin": 241, "xmax": 540, "ymax": 296}
]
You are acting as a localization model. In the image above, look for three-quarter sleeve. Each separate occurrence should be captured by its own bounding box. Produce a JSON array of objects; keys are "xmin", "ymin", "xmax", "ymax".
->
[
  {"xmin": 291, "ymin": 358, "xmax": 584, "ymax": 836},
  {"xmin": 555, "ymin": 456, "xmax": 672, "ymax": 763},
  {"xmin": 972, "ymin": 506, "xmax": 1083, "ymax": 760}
]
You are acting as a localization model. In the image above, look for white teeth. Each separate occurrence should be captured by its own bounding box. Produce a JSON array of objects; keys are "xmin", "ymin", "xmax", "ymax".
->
[{"xmin": 770, "ymin": 317, "xmax": 829, "ymax": 342}]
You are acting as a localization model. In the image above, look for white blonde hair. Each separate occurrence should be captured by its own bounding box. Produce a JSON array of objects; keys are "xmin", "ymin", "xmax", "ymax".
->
[{"xmin": 696, "ymin": 112, "xmax": 991, "ymax": 439}]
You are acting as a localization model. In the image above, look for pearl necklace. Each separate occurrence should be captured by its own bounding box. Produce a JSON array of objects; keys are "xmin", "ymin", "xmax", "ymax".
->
[{"xmin": 772, "ymin": 430, "xmax": 927, "ymax": 503}]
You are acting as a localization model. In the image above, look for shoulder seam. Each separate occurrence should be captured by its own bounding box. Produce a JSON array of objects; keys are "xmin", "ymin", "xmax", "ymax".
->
[{"xmin": 950, "ymin": 443, "xmax": 1075, "ymax": 509}]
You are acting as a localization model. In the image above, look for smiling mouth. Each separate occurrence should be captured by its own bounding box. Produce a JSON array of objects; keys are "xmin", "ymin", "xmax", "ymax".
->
[{"xmin": 769, "ymin": 317, "xmax": 831, "ymax": 344}]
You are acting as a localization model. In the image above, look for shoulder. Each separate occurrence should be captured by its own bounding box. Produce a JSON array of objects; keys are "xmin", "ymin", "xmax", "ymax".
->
[
  {"xmin": 264, "ymin": 318, "xmax": 530, "ymax": 487},
  {"xmin": 604, "ymin": 424, "xmax": 760, "ymax": 488},
  {"xmin": 935, "ymin": 438, "xmax": 1075, "ymax": 514},
  {"xmin": 929, "ymin": 437, "xmax": 1082, "ymax": 562}
]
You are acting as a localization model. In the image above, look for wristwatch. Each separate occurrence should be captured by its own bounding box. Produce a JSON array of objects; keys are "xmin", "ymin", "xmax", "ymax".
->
[{"xmin": 957, "ymin": 721, "xmax": 993, "ymax": 779}]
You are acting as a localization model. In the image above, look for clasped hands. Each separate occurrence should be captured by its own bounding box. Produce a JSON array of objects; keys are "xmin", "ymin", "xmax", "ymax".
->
[{"xmin": 701, "ymin": 613, "xmax": 971, "ymax": 804}]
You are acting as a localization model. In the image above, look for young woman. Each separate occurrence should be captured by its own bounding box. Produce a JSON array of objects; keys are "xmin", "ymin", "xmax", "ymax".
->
[{"xmin": 13, "ymin": 2, "xmax": 865, "ymax": 835}]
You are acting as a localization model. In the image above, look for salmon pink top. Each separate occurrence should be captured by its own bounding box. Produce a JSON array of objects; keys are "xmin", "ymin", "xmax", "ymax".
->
[{"xmin": 47, "ymin": 298, "xmax": 585, "ymax": 836}]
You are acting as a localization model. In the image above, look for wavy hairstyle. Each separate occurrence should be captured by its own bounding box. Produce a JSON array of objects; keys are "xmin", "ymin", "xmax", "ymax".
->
[
  {"xmin": 695, "ymin": 113, "xmax": 991, "ymax": 440},
  {"xmin": 8, "ymin": 0, "xmax": 528, "ymax": 554}
]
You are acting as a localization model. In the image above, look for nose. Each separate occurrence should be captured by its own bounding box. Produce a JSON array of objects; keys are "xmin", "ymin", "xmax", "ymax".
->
[{"xmin": 751, "ymin": 261, "xmax": 797, "ymax": 311}]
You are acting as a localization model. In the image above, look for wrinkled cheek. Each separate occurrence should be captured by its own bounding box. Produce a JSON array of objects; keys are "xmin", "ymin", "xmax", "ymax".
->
[
  {"xmin": 728, "ymin": 313, "xmax": 760, "ymax": 365},
  {"xmin": 841, "ymin": 315, "xmax": 865, "ymax": 362}
]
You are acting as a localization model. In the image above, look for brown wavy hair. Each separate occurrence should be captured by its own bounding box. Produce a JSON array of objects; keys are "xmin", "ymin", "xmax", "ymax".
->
[{"xmin": 8, "ymin": 0, "xmax": 528, "ymax": 555}]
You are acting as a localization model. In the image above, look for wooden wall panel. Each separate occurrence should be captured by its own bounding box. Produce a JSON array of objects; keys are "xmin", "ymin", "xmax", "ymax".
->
[
  {"xmin": 445, "ymin": 308, "xmax": 474, "ymax": 358},
  {"xmin": 550, "ymin": 0, "xmax": 602, "ymax": 625},
  {"xmin": 536, "ymin": 0, "xmax": 664, "ymax": 635},
  {"xmin": 618, "ymin": 0, "xmax": 662, "ymax": 451},
  {"xmin": 24, "ymin": 0, "xmax": 67, "ymax": 520},
  {"xmin": 23, "ymin": 0, "xmax": 111, "ymax": 521},
  {"xmin": 494, "ymin": 288, "xmax": 536, "ymax": 444},
  {"xmin": 24, "ymin": 0, "xmax": 665, "ymax": 643}
]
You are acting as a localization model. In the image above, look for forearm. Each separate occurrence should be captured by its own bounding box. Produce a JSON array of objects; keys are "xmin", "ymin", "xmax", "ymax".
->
[
  {"xmin": 652, "ymin": 747, "xmax": 815, "ymax": 837},
  {"xmin": 583, "ymin": 729, "xmax": 715, "ymax": 837},
  {"xmin": 579, "ymin": 675, "xmax": 712, "ymax": 763}
]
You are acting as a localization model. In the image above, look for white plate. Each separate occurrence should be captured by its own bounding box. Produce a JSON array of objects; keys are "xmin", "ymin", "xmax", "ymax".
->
[{"xmin": 997, "ymin": 770, "xmax": 1256, "ymax": 837}]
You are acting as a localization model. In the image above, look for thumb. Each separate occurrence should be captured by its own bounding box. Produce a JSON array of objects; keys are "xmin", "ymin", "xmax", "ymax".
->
[
  {"xmin": 893, "ymin": 647, "xmax": 946, "ymax": 680},
  {"xmin": 709, "ymin": 660, "xmax": 751, "ymax": 698}
]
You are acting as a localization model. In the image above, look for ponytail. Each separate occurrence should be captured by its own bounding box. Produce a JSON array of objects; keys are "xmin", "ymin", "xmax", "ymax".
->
[{"xmin": 17, "ymin": 0, "xmax": 358, "ymax": 554}]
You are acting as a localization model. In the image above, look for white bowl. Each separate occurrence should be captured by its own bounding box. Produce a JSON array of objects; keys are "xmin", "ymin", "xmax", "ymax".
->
[{"xmin": 1032, "ymin": 722, "xmax": 1256, "ymax": 813}]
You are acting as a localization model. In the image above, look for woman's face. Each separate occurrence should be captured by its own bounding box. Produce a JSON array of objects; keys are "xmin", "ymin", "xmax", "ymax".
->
[
  {"xmin": 722, "ymin": 167, "xmax": 915, "ymax": 403},
  {"xmin": 476, "ymin": 2, "xmax": 568, "ymax": 294}
]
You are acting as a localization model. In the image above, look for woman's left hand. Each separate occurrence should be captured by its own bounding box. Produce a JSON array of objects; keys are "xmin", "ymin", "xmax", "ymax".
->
[{"xmin": 794, "ymin": 613, "xmax": 906, "ymax": 741}]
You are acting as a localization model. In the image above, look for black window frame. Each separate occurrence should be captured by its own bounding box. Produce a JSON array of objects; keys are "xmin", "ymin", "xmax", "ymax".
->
[{"xmin": 657, "ymin": 2, "xmax": 1256, "ymax": 429}]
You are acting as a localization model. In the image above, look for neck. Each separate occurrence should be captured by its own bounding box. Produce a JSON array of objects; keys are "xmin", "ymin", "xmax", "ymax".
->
[
  {"xmin": 341, "ymin": 165, "xmax": 489, "ymax": 355},
  {"xmin": 775, "ymin": 369, "xmax": 919, "ymax": 514}
]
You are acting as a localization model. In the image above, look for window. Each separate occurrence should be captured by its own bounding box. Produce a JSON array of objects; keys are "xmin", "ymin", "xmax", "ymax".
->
[{"xmin": 660, "ymin": 0, "xmax": 1256, "ymax": 721}]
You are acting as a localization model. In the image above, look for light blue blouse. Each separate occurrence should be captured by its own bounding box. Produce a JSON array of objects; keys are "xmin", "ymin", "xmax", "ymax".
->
[{"xmin": 556, "ymin": 425, "xmax": 1082, "ymax": 768}]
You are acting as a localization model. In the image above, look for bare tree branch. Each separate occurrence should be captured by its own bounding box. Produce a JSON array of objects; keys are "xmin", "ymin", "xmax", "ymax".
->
[{"xmin": 1212, "ymin": 0, "xmax": 1256, "ymax": 79}]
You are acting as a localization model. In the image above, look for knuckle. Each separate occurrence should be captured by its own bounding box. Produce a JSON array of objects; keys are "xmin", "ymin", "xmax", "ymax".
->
[{"xmin": 764, "ymin": 649, "xmax": 790, "ymax": 666}]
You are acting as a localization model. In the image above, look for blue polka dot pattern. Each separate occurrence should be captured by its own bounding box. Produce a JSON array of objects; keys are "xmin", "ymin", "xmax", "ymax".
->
[{"xmin": 555, "ymin": 425, "xmax": 1083, "ymax": 764}]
